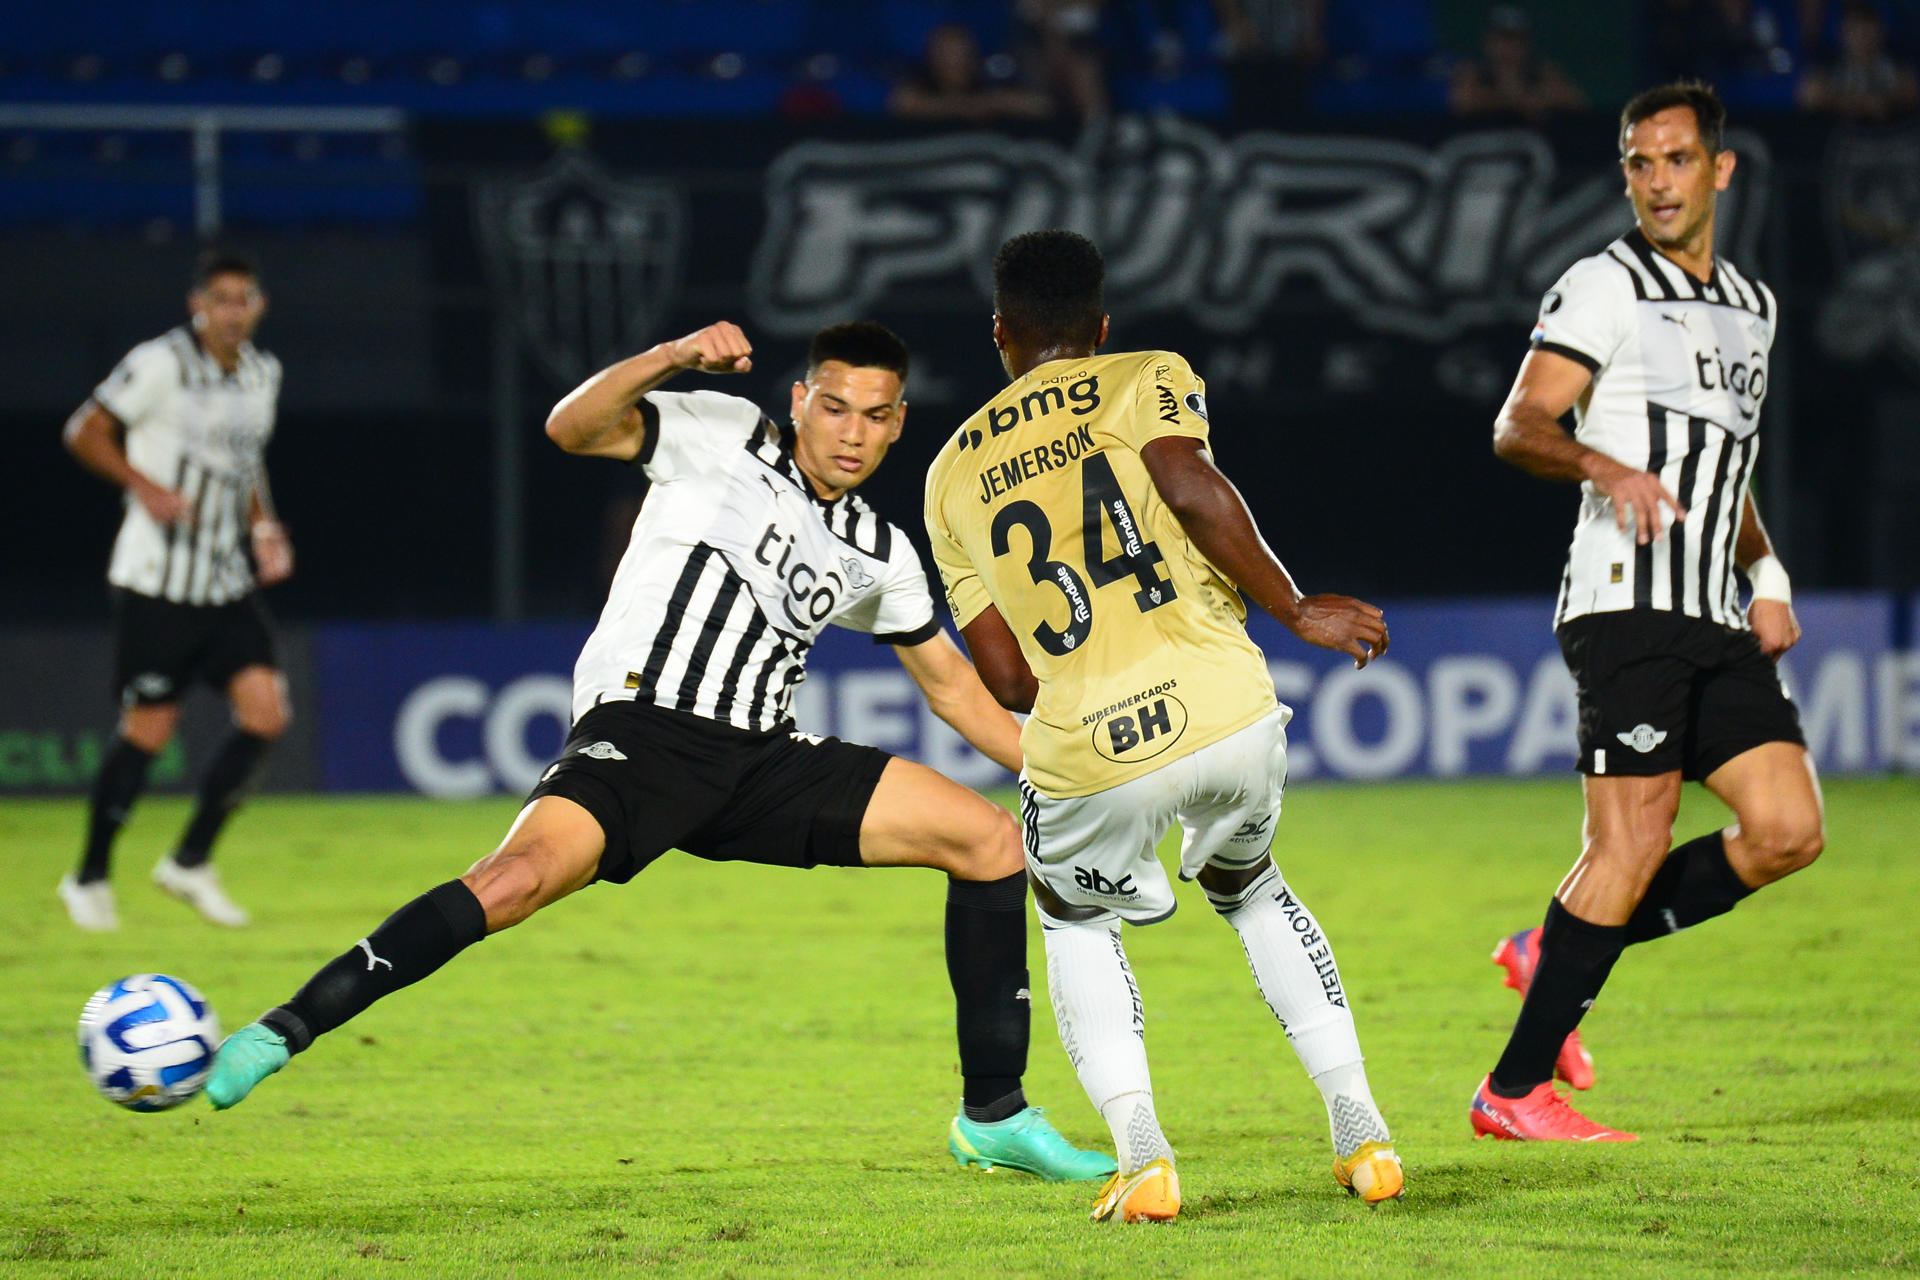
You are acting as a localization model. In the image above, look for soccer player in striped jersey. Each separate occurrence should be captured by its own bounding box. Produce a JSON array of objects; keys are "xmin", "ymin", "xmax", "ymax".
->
[
  {"xmin": 926, "ymin": 231, "xmax": 1401, "ymax": 1222},
  {"xmin": 205, "ymin": 319, "xmax": 1113, "ymax": 1185},
  {"xmin": 57, "ymin": 248, "xmax": 292, "ymax": 932},
  {"xmin": 1471, "ymin": 82, "xmax": 1824, "ymax": 1142}
]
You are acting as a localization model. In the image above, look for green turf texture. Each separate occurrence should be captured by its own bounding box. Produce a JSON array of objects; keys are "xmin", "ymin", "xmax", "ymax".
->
[{"xmin": 4, "ymin": 781, "xmax": 1916, "ymax": 1278}]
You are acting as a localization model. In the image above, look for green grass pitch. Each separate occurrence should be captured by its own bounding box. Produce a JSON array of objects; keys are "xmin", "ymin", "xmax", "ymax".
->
[{"xmin": 3, "ymin": 780, "xmax": 1916, "ymax": 1278}]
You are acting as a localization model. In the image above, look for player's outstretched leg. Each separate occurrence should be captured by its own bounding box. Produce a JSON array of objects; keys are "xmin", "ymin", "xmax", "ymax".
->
[
  {"xmin": 856, "ymin": 759, "xmax": 1113, "ymax": 1183},
  {"xmin": 1201, "ymin": 859, "xmax": 1403, "ymax": 1204},
  {"xmin": 208, "ymin": 796, "xmax": 604, "ymax": 1110},
  {"xmin": 1040, "ymin": 913, "xmax": 1180, "ymax": 1222}
]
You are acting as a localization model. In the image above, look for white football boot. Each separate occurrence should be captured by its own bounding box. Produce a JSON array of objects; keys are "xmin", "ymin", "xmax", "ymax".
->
[
  {"xmin": 153, "ymin": 856, "xmax": 251, "ymax": 927},
  {"xmin": 58, "ymin": 874, "xmax": 119, "ymax": 931}
]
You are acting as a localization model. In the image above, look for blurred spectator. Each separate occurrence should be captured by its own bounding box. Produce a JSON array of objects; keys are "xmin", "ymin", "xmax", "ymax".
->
[
  {"xmin": 1014, "ymin": 0, "xmax": 1111, "ymax": 122},
  {"xmin": 1448, "ymin": 6, "xmax": 1587, "ymax": 121},
  {"xmin": 1644, "ymin": 0, "xmax": 1795, "ymax": 84},
  {"xmin": 888, "ymin": 22, "xmax": 1057, "ymax": 121},
  {"xmin": 1211, "ymin": 0, "xmax": 1325, "ymax": 122},
  {"xmin": 1798, "ymin": 1, "xmax": 1919, "ymax": 118}
]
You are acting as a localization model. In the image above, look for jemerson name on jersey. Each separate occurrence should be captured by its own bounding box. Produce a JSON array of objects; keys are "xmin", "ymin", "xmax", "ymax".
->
[
  {"xmin": 1531, "ymin": 227, "xmax": 1776, "ymax": 629},
  {"xmin": 572, "ymin": 389, "xmax": 939, "ymax": 730}
]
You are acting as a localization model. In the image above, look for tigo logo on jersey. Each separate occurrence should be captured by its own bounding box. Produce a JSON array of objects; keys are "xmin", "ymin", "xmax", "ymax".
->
[{"xmin": 1091, "ymin": 695, "xmax": 1189, "ymax": 764}]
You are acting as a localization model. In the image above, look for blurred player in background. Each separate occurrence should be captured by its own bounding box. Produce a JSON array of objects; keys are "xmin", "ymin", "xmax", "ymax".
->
[
  {"xmin": 925, "ymin": 230, "xmax": 1401, "ymax": 1223},
  {"xmin": 1473, "ymin": 81, "xmax": 1823, "ymax": 1141},
  {"xmin": 205, "ymin": 319, "xmax": 1114, "ymax": 1185},
  {"xmin": 58, "ymin": 248, "xmax": 292, "ymax": 932}
]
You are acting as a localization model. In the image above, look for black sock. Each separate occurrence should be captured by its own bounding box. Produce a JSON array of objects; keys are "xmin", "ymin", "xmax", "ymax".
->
[
  {"xmin": 173, "ymin": 731, "xmax": 273, "ymax": 868},
  {"xmin": 260, "ymin": 880, "xmax": 488, "ymax": 1054},
  {"xmin": 79, "ymin": 738, "xmax": 156, "ymax": 882},
  {"xmin": 1623, "ymin": 832, "xmax": 1755, "ymax": 944},
  {"xmin": 1489, "ymin": 899, "xmax": 1627, "ymax": 1097},
  {"xmin": 946, "ymin": 872, "xmax": 1031, "ymax": 1122}
]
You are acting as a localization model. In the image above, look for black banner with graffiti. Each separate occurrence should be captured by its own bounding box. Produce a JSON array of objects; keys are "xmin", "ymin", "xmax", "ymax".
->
[{"xmin": 419, "ymin": 112, "xmax": 1917, "ymax": 609}]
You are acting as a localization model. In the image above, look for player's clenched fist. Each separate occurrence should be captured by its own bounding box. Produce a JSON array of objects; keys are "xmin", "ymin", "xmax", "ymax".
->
[
  {"xmin": 1284, "ymin": 594, "xmax": 1390, "ymax": 669},
  {"xmin": 667, "ymin": 321, "xmax": 753, "ymax": 375}
]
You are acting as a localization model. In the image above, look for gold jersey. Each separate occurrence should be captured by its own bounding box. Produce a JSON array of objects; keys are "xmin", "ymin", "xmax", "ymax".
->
[{"xmin": 925, "ymin": 350, "xmax": 1278, "ymax": 798}]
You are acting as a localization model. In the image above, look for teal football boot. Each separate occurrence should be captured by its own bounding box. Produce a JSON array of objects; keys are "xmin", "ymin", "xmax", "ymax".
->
[
  {"xmin": 949, "ymin": 1106, "xmax": 1117, "ymax": 1182},
  {"xmin": 205, "ymin": 1023, "xmax": 290, "ymax": 1110}
]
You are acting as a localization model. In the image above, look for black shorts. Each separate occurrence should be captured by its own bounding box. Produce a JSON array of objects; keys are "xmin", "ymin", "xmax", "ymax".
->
[
  {"xmin": 111, "ymin": 589, "xmax": 278, "ymax": 706},
  {"xmin": 1556, "ymin": 610, "xmax": 1805, "ymax": 781},
  {"xmin": 525, "ymin": 699, "xmax": 894, "ymax": 884}
]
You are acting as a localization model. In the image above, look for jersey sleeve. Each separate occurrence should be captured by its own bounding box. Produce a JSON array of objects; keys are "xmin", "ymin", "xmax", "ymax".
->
[
  {"xmin": 1121, "ymin": 352, "xmax": 1212, "ymax": 450},
  {"xmin": 834, "ymin": 523, "xmax": 941, "ymax": 646},
  {"xmin": 92, "ymin": 341, "xmax": 175, "ymax": 429},
  {"xmin": 1530, "ymin": 257, "xmax": 1631, "ymax": 373},
  {"xmin": 635, "ymin": 389, "xmax": 764, "ymax": 482},
  {"xmin": 923, "ymin": 456, "xmax": 994, "ymax": 630}
]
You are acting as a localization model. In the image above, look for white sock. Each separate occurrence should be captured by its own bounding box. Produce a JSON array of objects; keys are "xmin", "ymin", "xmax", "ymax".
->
[
  {"xmin": 1042, "ymin": 915, "xmax": 1173, "ymax": 1173},
  {"xmin": 1209, "ymin": 864, "xmax": 1390, "ymax": 1156}
]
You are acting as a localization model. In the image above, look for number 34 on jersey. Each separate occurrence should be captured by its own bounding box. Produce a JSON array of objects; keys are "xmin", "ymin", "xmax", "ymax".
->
[{"xmin": 925, "ymin": 350, "xmax": 1282, "ymax": 798}]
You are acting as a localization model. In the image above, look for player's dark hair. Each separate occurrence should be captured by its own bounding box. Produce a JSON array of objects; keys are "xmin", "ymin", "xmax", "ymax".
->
[
  {"xmin": 194, "ymin": 247, "xmax": 260, "ymax": 290},
  {"xmin": 807, "ymin": 321, "xmax": 909, "ymax": 381},
  {"xmin": 993, "ymin": 229, "xmax": 1104, "ymax": 349},
  {"xmin": 1619, "ymin": 80, "xmax": 1727, "ymax": 156}
]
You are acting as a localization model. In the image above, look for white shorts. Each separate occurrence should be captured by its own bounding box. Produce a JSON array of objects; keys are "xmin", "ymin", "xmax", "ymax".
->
[{"xmin": 1020, "ymin": 707, "xmax": 1291, "ymax": 926}]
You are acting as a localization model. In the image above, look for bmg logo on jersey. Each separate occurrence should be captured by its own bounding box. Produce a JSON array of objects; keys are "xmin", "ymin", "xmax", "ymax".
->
[
  {"xmin": 978, "ymin": 375, "xmax": 1101, "ymax": 444},
  {"xmin": 1073, "ymin": 865, "xmax": 1139, "ymax": 899},
  {"xmin": 1091, "ymin": 694, "xmax": 1189, "ymax": 763}
]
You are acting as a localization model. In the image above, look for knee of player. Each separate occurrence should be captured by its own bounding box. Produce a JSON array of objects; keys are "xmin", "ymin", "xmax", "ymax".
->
[
  {"xmin": 242, "ymin": 705, "xmax": 291, "ymax": 740},
  {"xmin": 1749, "ymin": 816, "xmax": 1825, "ymax": 877},
  {"xmin": 461, "ymin": 849, "xmax": 550, "ymax": 930},
  {"xmin": 954, "ymin": 806, "xmax": 1023, "ymax": 881}
]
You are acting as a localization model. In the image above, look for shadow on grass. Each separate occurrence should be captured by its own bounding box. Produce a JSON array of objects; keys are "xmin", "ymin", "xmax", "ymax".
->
[
  {"xmin": 1182, "ymin": 1161, "xmax": 1493, "ymax": 1220},
  {"xmin": 1766, "ymin": 1086, "xmax": 1920, "ymax": 1126}
]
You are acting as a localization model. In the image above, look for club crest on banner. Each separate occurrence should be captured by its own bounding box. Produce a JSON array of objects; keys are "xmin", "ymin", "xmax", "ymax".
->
[{"xmin": 476, "ymin": 152, "xmax": 685, "ymax": 385}]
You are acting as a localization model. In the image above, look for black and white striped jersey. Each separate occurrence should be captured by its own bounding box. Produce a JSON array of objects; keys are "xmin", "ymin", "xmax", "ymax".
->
[
  {"xmin": 1530, "ymin": 228, "xmax": 1776, "ymax": 630},
  {"xmin": 93, "ymin": 325, "xmax": 281, "ymax": 606},
  {"xmin": 571, "ymin": 390, "xmax": 940, "ymax": 729}
]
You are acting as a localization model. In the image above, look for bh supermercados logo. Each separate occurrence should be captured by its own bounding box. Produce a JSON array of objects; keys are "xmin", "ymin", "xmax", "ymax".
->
[{"xmin": 476, "ymin": 152, "xmax": 685, "ymax": 386}]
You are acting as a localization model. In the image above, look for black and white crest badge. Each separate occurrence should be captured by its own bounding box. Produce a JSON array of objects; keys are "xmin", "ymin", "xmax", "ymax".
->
[{"xmin": 477, "ymin": 152, "xmax": 685, "ymax": 386}]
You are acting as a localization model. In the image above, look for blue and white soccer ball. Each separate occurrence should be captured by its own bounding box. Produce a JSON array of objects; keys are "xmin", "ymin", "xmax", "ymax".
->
[{"xmin": 77, "ymin": 974, "xmax": 220, "ymax": 1112}]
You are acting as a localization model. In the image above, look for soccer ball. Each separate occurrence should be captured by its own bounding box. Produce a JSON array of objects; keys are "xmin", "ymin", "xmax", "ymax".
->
[{"xmin": 77, "ymin": 974, "xmax": 220, "ymax": 1112}]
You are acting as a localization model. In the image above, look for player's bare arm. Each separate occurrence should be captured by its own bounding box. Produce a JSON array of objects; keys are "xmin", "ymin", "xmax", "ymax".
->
[
  {"xmin": 957, "ymin": 605, "xmax": 1039, "ymax": 716},
  {"xmin": 1139, "ymin": 435, "xmax": 1387, "ymax": 669},
  {"xmin": 63, "ymin": 400, "xmax": 190, "ymax": 525},
  {"xmin": 545, "ymin": 320, "xmax": 754, "ymax": 460},
  {"xmin": 247, "ymin": 481, "xmax": 294, "ymax": 586},
  {"xmin": 893, "ymin": 629, "xmax": 1025, "ymax": 772},
  {"xmin": 1493, "ymin": 342, "xmax": 1688, "ymax": 549},
  {"xmin": 1732, "ymin": 492, "xmax": 1800, "ymax": 657}
]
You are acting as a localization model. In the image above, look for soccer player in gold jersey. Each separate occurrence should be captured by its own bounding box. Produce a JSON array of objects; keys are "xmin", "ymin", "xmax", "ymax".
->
[{"xmin": 925, "ymin": 229, "xmax": 1402, "ymax": 1222}]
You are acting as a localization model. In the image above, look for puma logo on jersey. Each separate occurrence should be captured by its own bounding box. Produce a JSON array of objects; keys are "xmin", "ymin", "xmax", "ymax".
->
[
  {"xmin": 1616, "ymin": 724, "xmax": 1669, "ymax": 753},
  {"xmin": 357, "ymin": 939, "xmax": 393, "ymax": 973},
  {"xmin": 577, "ymin": 741, "xmax": 628, "ymax": 760},
  {"xmin": 1661, "ymin": 311, "xmax": 1695, "ymax": 331}
]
